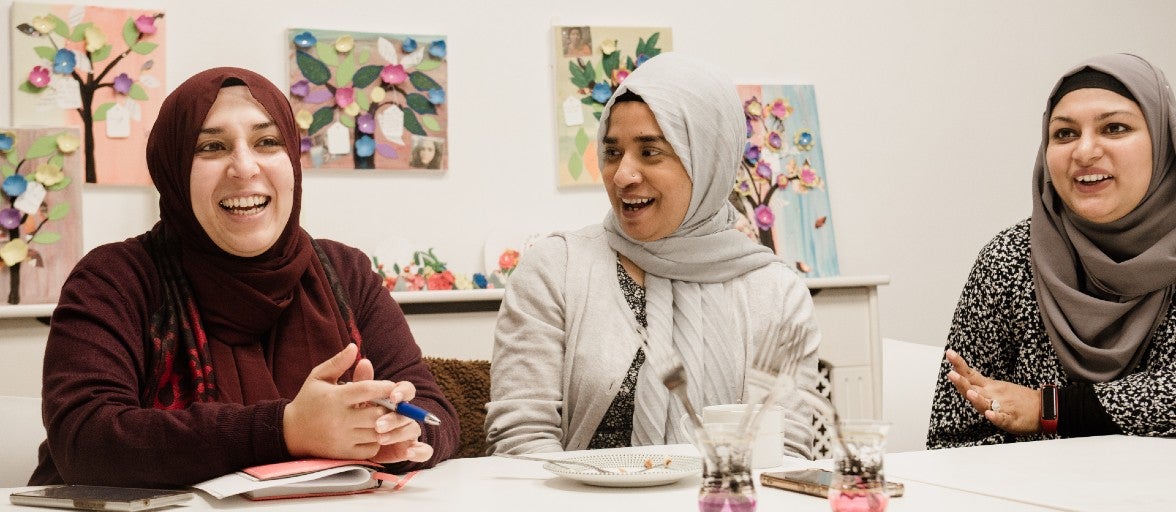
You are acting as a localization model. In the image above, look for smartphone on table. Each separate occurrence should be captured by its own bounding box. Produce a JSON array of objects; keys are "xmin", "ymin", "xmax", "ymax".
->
[
  {"xmin": 10, "ymin": 485, "xmax": 194, "ymax": 511},
  {"xmin": 760, "ymin": 468, "xmax": 904, "ymax": 499}
]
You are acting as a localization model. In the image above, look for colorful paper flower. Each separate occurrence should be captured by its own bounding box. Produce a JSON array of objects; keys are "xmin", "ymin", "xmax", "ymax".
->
[
  {"xmin": 355, "ymin": 135, "xmax": 375, "ymax": 157},
  {"xmin": 735, "ymin": 177, "xmax": 754, "ymax": 198},
  {"xmin": 28, "ymin": 66, "xmax": 50, "ymax": 89},
  {"xmin": 334, "ymin": 35, "xmax": 355, "ymax": 53},
  {"xmin": 769, "ymin": 98, "xmax": 792, "ymax": 119},
  {"xmin": 357, "ymin": 113, "xmax": 375, "ymax": 135},
  {"xmin": 294, "ymin": 110, "xmax": 313, "ymax": 130},
  {"xmin": 34, "ymin": 163, "xmax": 64, "ymax": 187},
  {"xmin": 289, "ymin": 79, "xmax": 309, "ymax": 98},
  {"xmin": 746, "ymin": 118, "xmax": 753, "ymax": 138},
  {"xmin": 83, "ymin": 25, "xmax": 106, "ymax": 53},
  {"xmin": 472, "ymin": 273, "xmax": 488, "ymax": 289},
  {"xmin": 755, "ymin": 160, "xmax": 773, "ymax": 180},
  {"xmin": 369, "ymin": 86, "xmax": 386, "ymax": 103},
  {"xmin": 743, "ymin": 144, "xmax": 760, "ymax": 165},
  {"xmin": 381, "ymin": 64, "xmax": 407, "ymax": 85},
  {"xmin": 611, "ymin": 68, "xmax": 630, "ymax": 85},
  {"xmin": 113, "ymin": 73, "xmax": 133, "ymax": 95},
  {"xmin": 428, "ymin": 40, "xmax": 446, "ymax": 58},
  {"xmin": 744, "ymin": 99, "xmax": 763, "ymax": 119},
  {"xmin": 635, "ymin": 54, "xmax": 650, "ymax": 66},
  {"xmin": 56, "ymin": 132, "xmax": 79, "ymax": 153},
  {"xmin": 427, "ymin": 88, "xmax": 446, "ymax": 105},
  {"xmin": 427, "ymin": 270, "xmax": 455, "ymax": 290},
  {"xmin": 30, "ymin": 16, "xmax": 54, "ymax": 34},
  {"xmin": 754, "ymin": 204, "xmax": 775, "ymax": 231},
  {"xmin": 344, "ymin": 102, "xmax": 360, "ymax": 117},
  {"xmin": 3, "ymin": 175, "xmax": 29, "ymax": 197},
  {"xmin": 334, "ymin": 86, "xmax": 355, "ymax": 108},
  {"xmin": 794, "ymin": 130, "xmax": 815, "ymax": 151},
  {"xmin": 134, "ymin": 14, "xmax": 157, "ymax": 35},
  {"xmin": 600, "ymin": 39, "xmax": 618, "ymax": 55},
  {"xmin": 300, "ymin": 137, "xmax": 312, "ymax": 153},
  {"xmin": 499, "ymin": 249, "xmax": 520, "ymax": 272},
  {"xmin": 0, "ymin": 239, "xmax": 29, "ymax": 267},
  {"xmin": 799, "ymin": 163, "xmax": 820, "ymax": 187},
  {"xmin": 0, "ymin": 132, "xmax": 14, "ymax": 152},
  {"xmin": 401, "ymin": 37, "xmax": 418, "ymax": 53},
  {"xmin": 767, "ymin": 130, "xmax": 784, "ymax": 150},
  {"xmin": 0, "ymin": 208, "xmax": 21, "ymax": 230},
  {"xmin": 591, "ymin": 83, "xmax": 612, "ymax": 104},
  {"xmin": 293, "ymin": 31, "xmax": 316, "ymax": 49},
  {"xmin": 52, "ymin": 49, "xmax": 76, "ymax": 74},
  {"xmin": 776, "ymin": 174, "xmax": 790, "ymax": 189}
]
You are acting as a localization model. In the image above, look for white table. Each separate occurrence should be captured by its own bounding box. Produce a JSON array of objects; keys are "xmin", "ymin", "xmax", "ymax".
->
[
  {"xmin": 886, "ymin": 435, "xmax": 1173, "ymax": 512},
  {"xmin": 1, "ymin": 444, "xmax": 1054, "ymax": 511}
]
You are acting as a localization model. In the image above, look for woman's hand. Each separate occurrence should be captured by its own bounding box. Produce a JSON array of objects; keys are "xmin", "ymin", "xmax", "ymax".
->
[
  {"xmin": 945, "ymin": 349, "xmax": 1042, "ymax": 436},
  {"xmin": 283, "ymin": 344, "xmax": 399, "ymax": 460},
  {"xmin": 351, "ymin": 358, "xmax": 435, "ymax": 464}
]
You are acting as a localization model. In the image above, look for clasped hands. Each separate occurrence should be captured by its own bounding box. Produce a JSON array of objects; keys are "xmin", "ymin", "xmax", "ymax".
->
[
  {"xmin": 283, "ymin": 343, "xmax": 434, "ymax": 464},
  {"xmin": 945, "ymin": 349, "xmax": 1041, "ymax": 435}
]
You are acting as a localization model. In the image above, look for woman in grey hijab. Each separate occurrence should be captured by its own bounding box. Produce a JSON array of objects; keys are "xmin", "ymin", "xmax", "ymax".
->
[
  {"xmin": 486, "ymin": 53, "xmax": 820, "ymax": 458},
  {"xmin": 928, "ymin": 53, "xmax": 1176, "ymax": 449}
]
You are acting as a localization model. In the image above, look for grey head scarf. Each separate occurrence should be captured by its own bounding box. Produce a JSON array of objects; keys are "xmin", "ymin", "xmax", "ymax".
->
[
  {"xmin": 1031, "ymin": 53, "xmax": 1176, "ymax": 382},
  {"xmin": 597, "ymin": 52, "xmax": 779, "ymax": 444}
]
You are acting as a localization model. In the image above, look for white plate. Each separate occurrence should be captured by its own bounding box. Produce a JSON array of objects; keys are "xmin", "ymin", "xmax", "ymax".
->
[{"xmin": 543, "ymin": 453, "xmax": 702, "ymax": 488}]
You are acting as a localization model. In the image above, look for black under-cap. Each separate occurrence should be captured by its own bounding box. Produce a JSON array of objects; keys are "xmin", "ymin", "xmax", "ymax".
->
[{"xmin": 1050, "ymin": 67, "xmax": 1138, "ymax": 110}]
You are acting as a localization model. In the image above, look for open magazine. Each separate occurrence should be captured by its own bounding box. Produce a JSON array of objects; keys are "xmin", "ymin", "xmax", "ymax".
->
[{"xmin": 193, "ymin": 459, "xmax": 415, "ymax": 501}]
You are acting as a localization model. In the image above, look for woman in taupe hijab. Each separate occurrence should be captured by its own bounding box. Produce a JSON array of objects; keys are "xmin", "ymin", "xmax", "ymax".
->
[{"xmin": 928, "ymin": 53, "xmax": 1176, "ymax": 448}]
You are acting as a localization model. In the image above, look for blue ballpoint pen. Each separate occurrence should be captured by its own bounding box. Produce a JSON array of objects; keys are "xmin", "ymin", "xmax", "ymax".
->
[{"xmin": 371, "ymin": 397, "xmax": 442, "ymax": 425}]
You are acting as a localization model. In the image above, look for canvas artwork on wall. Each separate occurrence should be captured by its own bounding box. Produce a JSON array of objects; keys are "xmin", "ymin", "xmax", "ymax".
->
[
  {"xmin": 552, "ymin": 25, "xmax": 670, "ymax": 187},
  {"xmin": 0, "ymin": 127, "xmax": 83, "ymax": 305},
  {"xmin": 733, "ymin": 84, "xmax": 839, "ymax": 277},
  {"xmin": 288, "ymin": 28, "xmax": 448, "ymax": 171},
  {"xmin": 10, "ymin": 2, "xmax": 166, "ymax": 185}
]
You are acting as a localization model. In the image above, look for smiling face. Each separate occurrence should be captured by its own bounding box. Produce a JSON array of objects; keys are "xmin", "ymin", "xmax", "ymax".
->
[
  {"xmin": 602, "ymin": 101, "xmax": 692, "ymax": 242},
  {"xmin": 190, "ymin": 86, "xmax": 295, "ymax": 257},
  {"xmin": 1046, "ymin": 88, "xmax": 1153, "ymax": 224},
  {"xmin": 419, "ymin": 140, "xmax": 436, "ymax": 163}
]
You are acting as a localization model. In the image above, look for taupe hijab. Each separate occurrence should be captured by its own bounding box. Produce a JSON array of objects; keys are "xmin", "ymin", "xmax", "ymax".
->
[
  {"xmin": 1031, "ymin": 53, "xmax": 1176, "ymax": 382},
  {"xmin": 598, "ymin": 53, "xmax": 778, "ymax": 444}
]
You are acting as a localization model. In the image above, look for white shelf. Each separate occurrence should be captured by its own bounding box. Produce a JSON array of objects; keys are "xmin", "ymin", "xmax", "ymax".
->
[
  {"xmin": 391, "ymin": 289, "xmax": 505, "ymax": 303},
  {"xmin": 0, "ymin": 303, "xmax": 55, "ymax": 319}
]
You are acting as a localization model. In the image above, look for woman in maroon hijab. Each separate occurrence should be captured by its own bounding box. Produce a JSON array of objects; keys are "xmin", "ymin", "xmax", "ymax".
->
[{"xmin": 30, "ymin": 67, "xmax": 458, "ymax": 487}]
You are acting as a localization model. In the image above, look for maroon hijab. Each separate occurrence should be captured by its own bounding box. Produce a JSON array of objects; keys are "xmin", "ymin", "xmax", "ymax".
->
[{"xmin": 145, "ymin": 67, "xmax": 355, "ymax": 405}]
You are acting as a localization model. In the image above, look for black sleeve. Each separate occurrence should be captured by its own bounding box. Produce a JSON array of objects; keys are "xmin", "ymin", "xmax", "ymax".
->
[{"xmin": 1058, "ymin": 382, "xmax": 1123, "ymax": 438}]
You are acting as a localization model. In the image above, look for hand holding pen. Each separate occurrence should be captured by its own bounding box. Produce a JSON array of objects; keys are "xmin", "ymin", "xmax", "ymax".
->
[{"xmin": 370, "ymin": 397, "xmax": 442, "ymax": 425}]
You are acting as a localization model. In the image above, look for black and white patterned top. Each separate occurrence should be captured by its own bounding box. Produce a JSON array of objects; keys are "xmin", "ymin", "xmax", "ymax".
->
[
  {"xmin": 927, "ymin": 219, "xmax": 1176, "ymax": 449},
  {"xmin": 587, "ymin": 259, "xmax": 647, "ymax": 449}
]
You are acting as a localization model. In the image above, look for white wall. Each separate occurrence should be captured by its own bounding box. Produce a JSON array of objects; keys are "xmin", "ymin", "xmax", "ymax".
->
[{"xmin": 3, "ymin": 0, "xmax": 1176, "ymax": 396}]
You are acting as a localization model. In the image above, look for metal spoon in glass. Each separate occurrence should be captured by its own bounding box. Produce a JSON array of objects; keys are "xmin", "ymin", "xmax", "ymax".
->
[{"xmin": 494, "ymin": 453, "xmax": 660, "ymax": 475}]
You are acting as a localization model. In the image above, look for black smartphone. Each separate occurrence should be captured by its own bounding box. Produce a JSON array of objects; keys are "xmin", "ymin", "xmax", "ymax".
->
[
  {"xmin": 10, "ymin": 485, "xmax": 194, "ymax": 511},
  {"xmin": 760, "ymin": 469, "xmax": 904, "ymax": 499}
]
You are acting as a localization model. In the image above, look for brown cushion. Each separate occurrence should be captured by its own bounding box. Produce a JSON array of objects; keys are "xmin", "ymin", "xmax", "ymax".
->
[{"xmin": 423, "ymin": 357, "xmax": 492, "ymax": 459}]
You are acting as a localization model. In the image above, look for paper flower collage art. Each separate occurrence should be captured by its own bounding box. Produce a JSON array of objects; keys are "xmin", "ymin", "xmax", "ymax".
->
[
  {"xmin": 0, "ymin": 127, "xmax": 83, "ymax": 305},
  {"xmin": 373, "ymin": 248, "xmax": 519, "ymax": 292},
  {"xmin": 552, "ymin": 26, "xmax": 671, "ymax": 186},
  {"xmin": 732, "ymin": 84, "xmax": 839, "ymax": 277},
  {"xmin": 10, "ymin": 2, "xmax": 165, "ymax": 185},
  {"xmin": 288, "ymin": 28, "xmax": 448, "ymax": 171}
]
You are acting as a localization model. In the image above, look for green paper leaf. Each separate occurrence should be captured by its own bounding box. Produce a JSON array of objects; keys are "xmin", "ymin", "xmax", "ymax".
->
[
  {"xmin": 626, "ymin": 56, "xmax": 635, "ymax": 70},
  {"xmin": 296, "ymin": 50, "xmax": 332, "ymax": 86},
  {"xmin": 402, "ymin": 108, "xmax": 425, "ymax": 136},
  {"xmin": 1, "ymin": 163, "xmax": 13, "ymax": 178},
  {"xmin": 7, "ymin": 151, "xmax": 17, "ymax": 166},
  {"xmin": 636, "ymin": 36, "xmax": 647, "ymax": 57},
  {"xmin": 26, "ymin": 135, "xmax": 59, "ymax": 159},
  {"xmin": 68, "ymin": 22, "xmax": 93, "ymax": 42},
  {"xmin": 122, "ymin": 18, "xmax": 138, "ymax": 47},
  {"xmin": 352, "ymin": 65, "xmax": 382, "ymax": 88},
  {"xmin": 93, "ymin": 102, "xmax": 115, "ymax": 121},
  {"xmin": 339, "ymin": 114, "xmax": 355, "ymax": 129},
  {"xmin": 408, "ymin": 71, "xmax": 441, "ymax": 92},
  {"xmin": 337, "ymin": 52, "xmax": 356, "ymax": 87},
  {"xmin": 355, "ymin": 88, "xmax": 371, "ymax": 111},
  {"xmin": 602, "ymin": 50, "xmax": 620, "ymax": 78},
  {"xmin": 580, "ymin": 96, "xmax": 595, "ymax": 105},
  {"xmin": 49, "ymin": 154, "xmax": 63, "ymax": 169},
  {"xmin": 421, "ymin": 115, "xmax": 440, "ymax": 131},
  {"xmin": 31, "ymin": 231, "xmax": 61, "ymax": 244},
  {"xmin": 583, "ymin": 64, "xmax": 596, "ymax": 83},
  {"xmin": 575, "ymin": 127, "xmax": 589, "ymax": 154},
  {"xmin": 406, "ymin": 93, "xmax": 436, "ymax": 115},
  {"xmin": 19, "ymin": 81, "xmax": 44, "ymax": 94},
  {"xmin": 90, "ymin": 44, "xmax": 112, "ymax": 63},
  {"xmin": 48, "ymin": 14, "xmax": 69, "ymax": 39},
  {"xmin": 132, "ymin": 41, "xmax": 157, "ymax": 55},
  {"xmin": 128, "ymin": 83, "xmax": 148, "ymax": 101},
  {"xmin": 568, "ymin": 61, "xmax": 590, "ymax": 89},
  {"xmin": 357, "ymin": 48, "xmax": 370, "ymax": 65},
  {"xmin": 34, "ymin": 46, "xmax": 56, "ymax": 60},
  {"xmin": 46, "ymin": 202, "xmax": 70, "ymax": 221},
  {"xmin": 307, "ymin": 106, "xmax": 336, "ymax": 136},
  {"xmin": 314, "ymin": 40, "xmax": 339, "ymax": 67},
  {"xmin": 46, "ymin": 176, "xmax": 72, "ymax": 191},
  {"xmin": 646, "ymin": 32, "xmax": 662, "ymax": 53},
  {"xmin": 416, "ymin": 59, "xmax": 440, "ymax": 72},
  {"xmin": 567, "ymin": 152, "xmax": 583, "ymax": 181}
]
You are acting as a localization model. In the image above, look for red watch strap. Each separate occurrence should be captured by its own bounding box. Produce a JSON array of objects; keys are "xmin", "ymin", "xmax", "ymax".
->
[{"xmin": 1041, "ymin": 385, "xmax": 1058, "ymax": 435}]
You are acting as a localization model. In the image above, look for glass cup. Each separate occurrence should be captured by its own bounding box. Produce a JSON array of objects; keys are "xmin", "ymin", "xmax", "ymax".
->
[
  {"xmin": 696, "ymin": 422, "xmax": 757, "ymax": 512},
  {"xmin": 828, "ymin": 419, "xmax": 890, "ymax": 512}
]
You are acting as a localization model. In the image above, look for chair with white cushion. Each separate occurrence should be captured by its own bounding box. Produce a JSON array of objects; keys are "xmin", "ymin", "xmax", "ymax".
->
[{"xmin": 881, "ymin": 338, "xmax": 944, "ymax": 452}]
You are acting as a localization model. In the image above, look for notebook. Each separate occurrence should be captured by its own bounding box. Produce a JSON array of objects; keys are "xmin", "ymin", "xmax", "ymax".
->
[{"xmin": 193, "ymin": 459, "xmax": 415, "ymax": 501}]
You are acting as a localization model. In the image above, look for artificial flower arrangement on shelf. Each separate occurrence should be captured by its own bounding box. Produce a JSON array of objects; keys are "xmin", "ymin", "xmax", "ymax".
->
[{"xmin": 374, "ymin": 247, "xmax": 520, "ymax": 292}]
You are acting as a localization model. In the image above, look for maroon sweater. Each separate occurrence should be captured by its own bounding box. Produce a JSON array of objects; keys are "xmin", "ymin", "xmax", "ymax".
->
[{"xmin": 30, "ymin": 236, "xmax": 459, "ymax": 487}]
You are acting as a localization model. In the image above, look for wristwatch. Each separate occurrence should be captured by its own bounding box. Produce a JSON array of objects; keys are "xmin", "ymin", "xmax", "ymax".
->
[{"xmin": 1040, "ymin": 385, "xmax": 1058, "ymax": 435}]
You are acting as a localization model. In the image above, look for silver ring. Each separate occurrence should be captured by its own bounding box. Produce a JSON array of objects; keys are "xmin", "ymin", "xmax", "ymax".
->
[{"xmin": 990, "ymin": 398, "xmax": 1001, "ymax": 412}]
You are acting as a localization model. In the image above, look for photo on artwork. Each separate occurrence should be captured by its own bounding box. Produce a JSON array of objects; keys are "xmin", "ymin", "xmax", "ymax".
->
[
  {"xmin": 551, "ymin": 25, "xmax": 671, "ymax": 187},
  {"xmin": 733, "ymin": 84, "xmax": 839, "ymax": 277},
  {"xmin": 10, "ymin": 2, "xmax": 166, "ymax": 186},
  {"xmin": 0, "ymin": 127, "xmax": 84, "ymax": 306},
  {"xmin": 409, "ymin": 136, "xmax": 445, "ymax": 170},
  {"xmin": 288, "ymin": 28, "xmax": 448, "ymax": 171}
]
